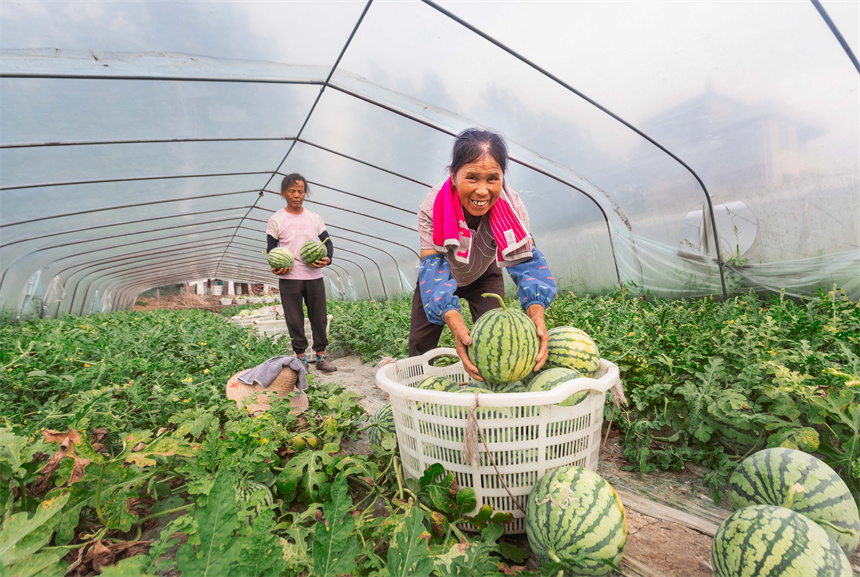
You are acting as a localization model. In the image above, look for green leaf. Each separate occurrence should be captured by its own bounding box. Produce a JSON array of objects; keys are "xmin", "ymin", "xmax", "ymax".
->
[
  {"xmin": 0, "ymin": 492, "xmax": 69, "ymax": 567},
  {"xmin": 123, "ymin": 434, "xmax": 194, "ymax": 467},
  {"xmin": 311, "ymin": 473, "xmax": 359, "ymax": 577},
  {"xmin": 175, "ymin": 470, "xmax": 241, "ymax": 577},
  {"xmin": 233, "ymin": 509, "xmax": 288, "ymax": 577},
  {"xmin": 98, "ymin": 555, "xmax": 154, "ymax": 577},
  {"xmin": 384, "ymin": 507, "xmax": 433, "ymax": 577},
  {"xmin": 2, "ymin": 551, "xmax": 66, "ymax": 577},
  {"xmin": 774, "ymin": 427, "xmax": 820, "ymax": 452},
  {"xmin": 0, "ymin": 429, "xmax": 32, "ymax": 477}
]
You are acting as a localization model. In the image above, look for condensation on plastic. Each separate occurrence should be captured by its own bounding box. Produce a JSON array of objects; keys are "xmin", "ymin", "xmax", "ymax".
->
[
  {"xmin": 376, "ymin": 348, "xmax": 621, "ymax": 534},
  {"xmin": 17, "ymin": 269, "xmax": 43, "ymax": 320},
  {"xmin": 0, "ymin": 1, "xmax": 858, "ymax": 317}
]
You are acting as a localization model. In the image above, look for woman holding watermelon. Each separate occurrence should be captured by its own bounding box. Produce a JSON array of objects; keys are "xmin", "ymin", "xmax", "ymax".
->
[
  {"xmin": 408, "ymin": 128, "xmax": 557, "ymax": 381},
  {"xmin": 266, "ymin": 173, "xmax": 337, "ymax": 373}
]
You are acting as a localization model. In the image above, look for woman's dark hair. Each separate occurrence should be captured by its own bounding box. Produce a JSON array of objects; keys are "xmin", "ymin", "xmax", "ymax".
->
[
  {"xmin": 281, "ymin": 173, "xmax": 310, "ymax": 196},
  {"xmin": 448, "ymin": 128, "xmax": 508, "ymax": 176}
]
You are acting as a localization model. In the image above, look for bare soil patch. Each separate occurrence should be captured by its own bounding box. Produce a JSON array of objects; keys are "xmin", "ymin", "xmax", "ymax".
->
[{"xmin": 133, "ymin": 295, "xmax": 230, "ymax": 313}]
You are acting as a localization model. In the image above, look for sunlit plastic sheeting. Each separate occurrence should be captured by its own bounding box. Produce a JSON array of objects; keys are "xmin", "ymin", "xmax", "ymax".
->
[
  {"xmin": 17, "ymin": 269, "xmax": 43, "ymax": 320},
  {"xmin": 1, "ymin": 1, "xmax": 859, "ymax": 313},
  {"xmin": 610, "ymin": 224, "xmax": 724, "ymax": 299},
  {"xmin": 0, "ymin": 3, "xmax": 366, "ymax": 68},
  {"xmin": 727, "ymin": 250, "xmax": 860, "ymax": 299},
  {"xmin": 327, "ymin": 275, "xmax": 346, "ymax": 301}
]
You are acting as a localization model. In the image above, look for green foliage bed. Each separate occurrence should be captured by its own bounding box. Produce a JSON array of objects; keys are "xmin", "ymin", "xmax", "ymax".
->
[{"xmin": 0, "ymin": 287, "xmax": 857, "ymax": 576}]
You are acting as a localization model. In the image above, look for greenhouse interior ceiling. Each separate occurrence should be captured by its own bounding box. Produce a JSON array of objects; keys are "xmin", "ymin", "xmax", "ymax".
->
[{"xmin": 1, "ymin": 0, "xmax": 858, "ymax": 318}]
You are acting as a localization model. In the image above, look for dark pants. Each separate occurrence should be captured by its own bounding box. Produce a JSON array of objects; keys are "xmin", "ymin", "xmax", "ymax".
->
[
  {"xmin": 408, "ymin": 265, "xmax": 505, "ymax": 357},
  {"xmin": 278, "ymin": 278, "xmax": 329, "ymax": 355}
]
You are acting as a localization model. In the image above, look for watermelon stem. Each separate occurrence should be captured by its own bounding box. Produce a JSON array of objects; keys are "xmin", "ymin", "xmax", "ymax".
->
[{"xmin": 480, "ymin": 292, "xmax": 507, "ymax": 310}]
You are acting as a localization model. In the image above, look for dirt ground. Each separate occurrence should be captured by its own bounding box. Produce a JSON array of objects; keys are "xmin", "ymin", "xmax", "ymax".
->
[{"xmin": 133, "ymin": 294, "xmax": 235, "ymax": 313}]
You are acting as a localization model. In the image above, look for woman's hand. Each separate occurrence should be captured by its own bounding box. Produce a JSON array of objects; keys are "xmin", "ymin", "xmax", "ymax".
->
[
  {"xmin": 526, "ymin": 303, "xmax": 549, "ymax": 372},
  {"xmin": 309, "ymin": 257, "xmax": 330, "ymax": 269},
  {"xmin": 272, "ymin": 266, "xmax": 291, "ymax": 276},
  {"xmin": 444, "ymin": 310, "xmax": 482, "ymax": 381}
]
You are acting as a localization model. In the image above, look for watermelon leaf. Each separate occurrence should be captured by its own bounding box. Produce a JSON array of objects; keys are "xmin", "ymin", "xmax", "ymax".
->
[
  {"xmin": 174, "ymin": 470, "xmax": 241, "ymax": 577},
  {"xmin": 0, "ymin": 491, "xmax": 69, "ymax": 567},
  {"xmin": 234, "ymin": 508, "xmax": 288, "ymax": 577},
  {"xmin": 383, "ymin": 507, "xmax": 433, "ymax": 577},
  {"xmin": 311, "ymin": 472, "xmax": 359, "ymax": 577}
]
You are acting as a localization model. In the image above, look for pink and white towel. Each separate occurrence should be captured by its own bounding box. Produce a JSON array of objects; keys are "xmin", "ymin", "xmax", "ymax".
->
[{"xmin": 432, "ymin": 177, "xmax": 532, "ymax": 265}]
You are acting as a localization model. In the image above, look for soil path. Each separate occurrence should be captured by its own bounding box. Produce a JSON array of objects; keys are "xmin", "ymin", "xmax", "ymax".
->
[{"xmin": 311, "ymin": 353, "xmax": 720, "ymax": 577}]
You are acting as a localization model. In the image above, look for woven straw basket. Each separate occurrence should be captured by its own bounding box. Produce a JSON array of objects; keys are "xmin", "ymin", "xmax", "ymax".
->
[{"xmin": 225, "ymin": 367, "xmax": 308, "ymax": 414}]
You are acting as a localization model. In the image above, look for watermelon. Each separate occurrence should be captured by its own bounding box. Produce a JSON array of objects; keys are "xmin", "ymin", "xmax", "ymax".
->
[
  {"xmin": 545, "ymin": 326, "xmax": 601, "ymax": 378},
  {"xmin": 527, "ymin": 367, "xmax": 589, "ymax": 406},
  {"xmin": 266, "ymin": 247, "xmax": 294, "ymax": 269},
  {"xmin": 300, "ymin": 239, "xmax": 328, "ymax": 264},
  {"xmin": 467, "ymin": 293, "xmax": 538, "ymax": 385},
  {"xmin": 237, "ymin": 480, "xmax": 274, "ymax": 522},
  {"xmin": 368, "ymin": 403, "xmax": 396, "ymax": 447},
  {"xmin": 416, "ymin": 375, "xmax": 460, "ymax": 392},
  {"xmin": 526, "ymin": 466, "xmax": 627, "ymax": 575},
  {"xmin": 491, "ymin": 380, "xmax": 527, "ymax": 394},
  {"xmin": 712, "ymin": 505, "xmax": 852, "ymax": 577},
  {"xmin": 727, "ymin": 448, "xmax": 860, "ymax": 555}
]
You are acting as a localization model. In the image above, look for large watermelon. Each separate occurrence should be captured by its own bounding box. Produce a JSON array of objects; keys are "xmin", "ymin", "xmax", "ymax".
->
[
  {"xmin": 491, "ymin": 380, "xmax": 527, "ymax": 394},
  {"xmin": 237, "ymin": 479, "xmax": 274, "ymax": 522},
  {"xmin": 545, "ymin": 326, "xmax": 600, "ymax": 378},
  {"xmin": 712, "ymin": 505, "xmax": 851, "ymax": 577},
  {"xmin": 415, "ymin": 375, "xmax": 460, "ymax": 392},
  {"xmin": 527, "ymin": 367, "xmax": 589, "ymax": 406},
  {"xmin": 727, "ymin": 448, "xmax": 860, "ymax": 555},
  {"xmin": 367, "ymin": 403, "xmax": 396, "ymax": 447},
  {"xmin": 467, "ymin": 293, "xmax": 538, "ymax": 385},
  {"xmin": 300, "ymin": 239, "xmax": 328, "ymax": 264},
  {"xmin": 526, "ymin": 466, "xmax": 627, "ymax": 576},
  {"xmin": 266, "ymin": 247, "xmax": 294, "ymax": 269}
]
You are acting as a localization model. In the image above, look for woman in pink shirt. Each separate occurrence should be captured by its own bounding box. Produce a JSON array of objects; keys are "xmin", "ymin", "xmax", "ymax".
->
[
  {"xmin": 409, "ymin": 128, "xmax": 557, "ymax": 381},
  {"xmin": 266, "ymin": 173, "xmax": 337, "ymax": 373}
]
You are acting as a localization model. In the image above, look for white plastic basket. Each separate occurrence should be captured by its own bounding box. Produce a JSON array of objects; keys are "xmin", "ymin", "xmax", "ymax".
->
[{"xmin": 376, "ymin": 348, "xmax": 621, "ymax": 534}]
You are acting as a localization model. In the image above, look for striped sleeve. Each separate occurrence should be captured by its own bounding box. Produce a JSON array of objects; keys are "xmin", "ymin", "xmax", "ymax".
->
[{"xmin": 506, "ymin": 185, "xmax": 531, "ymax": 233}]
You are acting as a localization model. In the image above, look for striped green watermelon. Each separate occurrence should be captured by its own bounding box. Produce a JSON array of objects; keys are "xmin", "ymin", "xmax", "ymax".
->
[
  {"xmin": 527, "ymin": 466, "xmax": 627, "ymax": 575},
  {"xmin": 527, "ymin": 367, "xmax": 589, "ymax": 406},
  {"xmin": 367, "ymin": 403, "xmax": 396, "ymax": 447},
  {"xmin": 727, "ymin": 448, "xmax": 860, "ymax": 555},
  {"xmin": 712, "ymin": 505, "xmax": 851, "ymax": 577},
  {"xmin": 299, "ymin": 239, "xmax": 327, "ymax": 264},
  {"xmin": 491, "ymin": 380, "xmax": 527, "ymax": 394},
  {"xmin": 545, "ymin": 326, "xmax": 600, "ymax": 378},
  {"xmin": 416, "ymin": 375, "xmax": 460, "ymax": 392},
  {"xmin": 467, "ymin": 293, "xmax": 538, "ymax": 385},
  {"xmin": 237, "ymin": 479, "xmax": 274, "ymax": 521},
  {"xmin": 266, "ymin": 247, "xmax": 294, "ymax": 269}
]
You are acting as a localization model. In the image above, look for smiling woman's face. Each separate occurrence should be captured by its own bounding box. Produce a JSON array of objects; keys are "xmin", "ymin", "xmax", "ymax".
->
[{"xmin": 451, "ymin": 152, "xmax": 503, "ymax": 218}]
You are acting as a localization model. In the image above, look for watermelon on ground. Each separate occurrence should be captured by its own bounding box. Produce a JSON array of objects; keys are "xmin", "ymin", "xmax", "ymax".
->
[
  {"xmin": 467, "ymin": 293, "xmax": 538, "ymax": 385},
  {"xmin": 545, "ymin": 326, "xmax": 601, "ymax": 378},
  {"xmin": 712, "ymin": 505, "xmax": 851, "ymax": 577},
  {"xmin": 367, "ymin": 403, "xmax": 396, "ymax": 447},
  {"xmin": 727, "ymin": 447, "xmax": 860, "ymax": 555},
  {"xmin": 526, "ymin": 466, "xmax": 627, "ymax": 576},
  {"xmin": 237, "ymin": 479, "xmax": 274, "ymax": 522}
]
